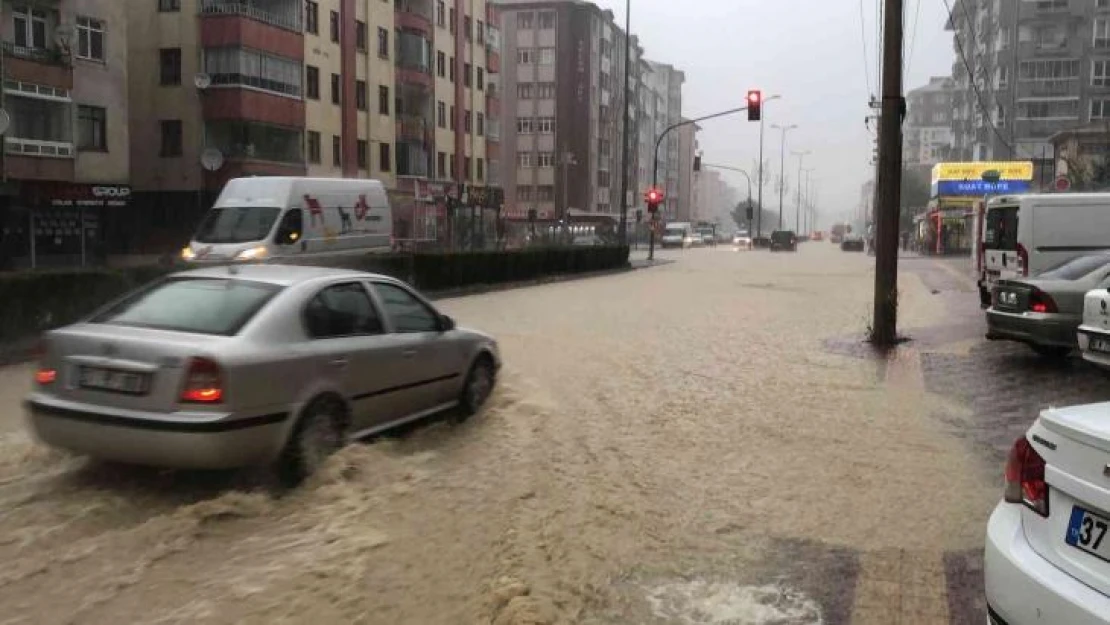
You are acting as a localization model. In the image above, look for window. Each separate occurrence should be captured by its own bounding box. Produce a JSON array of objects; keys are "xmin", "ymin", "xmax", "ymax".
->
[
  {"xmin": 998, "ymin": 65, "xmax": 1010, "ymax": 88},
  {"xmin": 537, "ymin": 151, "xmax": 554, "ymax": 167},
  {"xmin": 450, "ymin": 154, "xmax": 457, "ymax": 178},
  {"xmin": 437, "ymin": 100, "xmax": 446, "ymax": 127},
  {"xmin": 464, "ymin": 16, "xmax": 472, "ymax": 41},
  {"xmin": 476, "ymin": 112, "xmax": 484, "ymax": 135},
  {"xmin": 357, "ymin": 139, "xmax": 368, "ymax": 169},
  {"xmin": 1093, "ymin": 98, "xmax": 1110, "ymax": 119},
  {"xmin": 537, "ymin": 82, "xmax": 556, "ymax": 98},
  {"xmin": 476, "ymin": 158, "xmax": 484, "ymax": 181},
  {"xmin": 449, "ymin": 56, "xmax": 456, "ymax": 81},
  {"xmin": 159, "ymin": 120, "xmax": 182, "ymax": 157},
  {"xmin": 449, "ymin": 8, "xmax": 456, "ymax": 32},
  {"xmin": 373, "ymin": 283, "xmax": 440, "ymax": 333},
  {"xmin": 1018, "ymin": 98, "xmax": 1078, "ymax": 119},
  {"xmin": 1040, "ymin": 254, "xmax": 1110, "ymax": 280},
  {"xmin": 437, "ymin": 51, "xmax": 446, "ymax": 77},
  {"xmin": 378, "ymin": 85, "xmax": 389, "ymax": 114},
  {"xmin": 517, "ymin": 12, "xmax": 534, "ymax": 29},
  {"xmin": 76, "ymin": 16, "xmax": 105, "ymax": 61},
  {"xmin": 1019, "ymin": 59, "xmax": 1079, "ymax": 80},
  {"xmin": 477, "ymin": 20, "xmax": 484, "ymax": 43},
  {"xmin": 1095, "ymin": 60, "xmax": 1110, "ymax": 87},
  {"xmin": 536, "ymin": 185, "xmax": 555, "ymax": 201},
  {"xmin": 303, "ymin": 66, "xmax": 320, "ymax": 100},
  {"xmin": 477, "ymin": 67, "xmax": 484, "ymax": 90},
  {"xmin": 518, "ymin": 49, "xmax": 534, "ymax": 64},
  {"xmin": 94, "ymin": 278, "xmax": 282, "ymax": 337},
  {"xmin": 436, "ymin": 0, "xmax": 446, "ymax": 27},
  {"xmin": 331, "ymin": 73, "xmax": 340, "ymax": 104},
  {"xmin": 205, "ymin": 120, "xmax": 303, "ymax": 164},
  {"xmin": 450, "ymin": 105, "xmax": 456, "ymax": 130},
  {"xmin": 1098, "ymin": 18, "xmax": 1110, "ymax": 48},
  {"xmin": 305, "ymin": 283, "xmax": 383, "ymax": 339},
  {"xmin": 307, "ymin": 130, "xmax": 321, "ymax": 163},
  {"xmin": 438, "ymin": 151, "xmax": 446, "ymax": 178},
  {"xmin": 204, "ymin": 47, "xmax": 303, "ymax": 96},
  {"xmin": 378, "ymin": 27, "xmax": 389, "ymax": 57},
  {"xmin": 305, "ymin": 1, "xmax": 319, "ymax": 34},
  {"xmin": 12, "ymin": 6, "xmax": 46, "ymax": 49},
  {"xmin": 517, "ymin": 151, "xmax": 533, "ymax": 167},
  {"xmin": 77, "ymin": 105, "xmax": 106, "ymax": 151},
  {"xmin": 598, "ymin": 170, "xmax": 610, "ymax": 187},
  {"xmin": 464, "ymin": 62, "xmax": 472, "ymax": 87},
  {"xmin": 538, "ymin": 11, "xmax": 555, "ymax": 29},
  {"xmin": 537, "ymin": 117, "xmax": 555, "ymax": 133},
  {"xmin": 1101, "ymin": 0, "xmax": 1110, "ymax": 8},
  {"xmin": 356, "ymin": 80, "xmax": 367, "ymax": 110},
  {"xmin": 538, "ymin": 48, "xmax": 555, "ymax": 65},
  {"xmin": 158, "ymin": 0, "xmax": 181, "ymax": 11},
  {"xmin": 356, "ymin": 20, "xmax": 367, "ymax": 50},
  {"xmin": 332, "ymin": 135, "xmax": 341, "ymax": 166},
  {"xmin": 464, "ymin": 109, "xmax": 472, "ymax": 132},
  {"xmin": 518, "ymin": 83, "xmax": 534, "ymax": 99},
  {"xmin": 159, "ymin": 48, "xmax": 182, "ymax": 85},
  {"xmin": 329, "ymin": 10, "xmax": 340, "ymax": 42},
  {"xmin": 379, "ymin": 142, "xmax": 392, "ymax": 172},
  {"xmin": 517, "ymin": 117, "xmax": 534, "ymax": 133}
]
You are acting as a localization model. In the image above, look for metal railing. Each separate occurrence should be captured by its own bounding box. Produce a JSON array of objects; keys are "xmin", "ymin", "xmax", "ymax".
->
[
  {"xmin": 1, "ymin": 42, "xmax": 67, "ymax": 66},
  {"xmin": 6, "ymin": 137, "xmax": 75, "ymax": 158},
  {"xmin": 199, "ymin": 1, "xmax": 302, "ymax": 32}
]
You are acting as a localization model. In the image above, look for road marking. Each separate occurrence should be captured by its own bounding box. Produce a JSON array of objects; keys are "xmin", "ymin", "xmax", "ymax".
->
[{"xmin": 851, "ymin": 549, "xmax": 950, "ymax": 624}]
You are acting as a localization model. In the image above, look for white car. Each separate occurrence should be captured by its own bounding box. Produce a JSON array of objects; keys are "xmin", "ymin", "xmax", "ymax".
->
[
  {"xmin": 733, "ymin": 232, "xmax": 753, "ymax": 249},
  {"xmin": 1077, "ymin": 287, "xmax": 1110, "ymax": 368},
  {"xmin": 984, "ymin": 406, "xmax": 1110, "ymax": 624}
]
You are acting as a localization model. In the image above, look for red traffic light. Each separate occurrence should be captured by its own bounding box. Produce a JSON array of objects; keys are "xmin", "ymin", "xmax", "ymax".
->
[
  {"xmin": 644, "ymin": 187, "xmax": 665, "ymax": 211},
  {"xmin": 747, "ymin": 90, "xmax": 762, "ymax": 121}
]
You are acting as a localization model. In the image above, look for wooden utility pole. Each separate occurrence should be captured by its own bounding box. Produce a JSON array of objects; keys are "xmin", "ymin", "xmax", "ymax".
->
[{"xmin": 871, "ymin": 0, "xmax": 904, "ymax": 345}]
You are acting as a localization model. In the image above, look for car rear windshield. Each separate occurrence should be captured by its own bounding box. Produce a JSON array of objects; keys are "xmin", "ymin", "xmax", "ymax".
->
[
  {"xmin": 1036, "ymin": 254, "xmax": 1110, "ymax": 280},
  {"xmin": 771, "ymin": 231, "xmax": 794, "ymax": 242},
  {"xmin": 194, "ymin": 206, "xmax": 281, "ymax": 244},
  {"xmin": 90, "ymin": 278, "xmax": 283, "ymax": 336},
  {"xmin": 984, "ymin": 206, "xmax": 1018, "ymax": 250},
  {"xmin": 664, "ymin": 228, "xmax": 685, "ymax": 236}
]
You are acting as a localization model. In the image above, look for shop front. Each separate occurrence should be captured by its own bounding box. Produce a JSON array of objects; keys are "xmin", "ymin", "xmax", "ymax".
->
[{"xmin": 927, "ymin": 161, "xmax": 1033, "ymax": 256}]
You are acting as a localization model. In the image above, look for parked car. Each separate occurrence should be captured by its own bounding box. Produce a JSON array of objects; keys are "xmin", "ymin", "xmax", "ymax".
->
[
  {"xmin": 984, "ymin": 407, "xmax": 1110, "ymax": 625},
  {"xmin": 769, "ymin": 230, "xmax": 797, "ymax": 252},
  {"xmin": 1077, "ymin": 275, "xmax": 1110, "ymax": 369},
  {"xmin": 841, "ymin": 235, "xmax": 865, "ymax": 252},
  {"xmin": 24, "ymin": 264, "xmax": 500, "ymax": 484},
  {"xmin": 988, "ymin": 253, "xmax": 1110, "ymax": 358}
]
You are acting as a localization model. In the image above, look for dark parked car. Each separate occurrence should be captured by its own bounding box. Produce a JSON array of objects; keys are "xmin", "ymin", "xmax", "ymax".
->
[
  {"xmin": 841, "ymin": 236, "xmax": 865, "ymax": 252},
  {"xmin": 769, "ymin": 230, "xmax": 797, "ymax": 252}
]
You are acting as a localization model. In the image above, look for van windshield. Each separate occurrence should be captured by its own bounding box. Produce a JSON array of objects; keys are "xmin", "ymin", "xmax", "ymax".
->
[
  {"xmin": 984, "ymin": 206, "xmax": 1018, "ymax": 250},
  {"xmin": 663, "ymin": 227, "xmax": 685, "ymax": 237},
  {"xmin": 194, "ymin": 206, "xmax": 282, "ymax": 244}
]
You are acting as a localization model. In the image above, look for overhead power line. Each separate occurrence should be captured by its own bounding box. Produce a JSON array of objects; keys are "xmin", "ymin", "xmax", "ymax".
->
[
  {"xmin": 858, "ymin": 0, "xmax": 873, "ymax": 97},
  {"xmin": 941, "ymin": 0, "xmax": 1013, "ymax": 153}
]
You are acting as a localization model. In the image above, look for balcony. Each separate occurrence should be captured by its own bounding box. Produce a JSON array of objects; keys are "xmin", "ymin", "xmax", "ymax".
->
[
  {"xmin": 396, "ymin": 141, "xmax": 430, "ymax": 178},
  {"xmin": 200, "ymin": 0, "xmax": 303, "ymax": 60},
  {"xmin": 1018, "ymin": 78, "xmax": 1078, "ymax": 98},
  {"xmin": 2, "ymin": 41, "xmax": 72, "ymax": 90},
  {"xmin": 395, "ymin": 0, "xmax": 433, "ymax": 36},
  {"xmin": 202, "ymin": 87, "xmax": 305, "ymax": 127},
  {"xmin": 395, "ymin": 31, "xmax": 433, "ymax": 89},
  {"xmin": 200, "ymin": 0, "xmax": 301, "ymax": 32},
  {"xmin": 3, "ymin": 90, "xmax": 75, "ymax": 180},
  {"xmin": 396, "ymin": 115, "xmax": 431, "ymax": 143},
  {"xmin": 204, "ymin": 119, "xmax": 304, "ymax": 165}
]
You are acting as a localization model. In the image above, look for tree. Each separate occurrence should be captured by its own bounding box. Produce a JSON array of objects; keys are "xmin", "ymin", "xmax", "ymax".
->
[{"xmin": 899, "ymin": 168, "xmax": 931, "ymax": 231}]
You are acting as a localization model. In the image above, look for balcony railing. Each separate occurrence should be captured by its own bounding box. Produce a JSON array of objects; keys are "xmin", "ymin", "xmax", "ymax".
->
[
  {"xmin": 6, "ymin": 137, "xmax": 74, "ymax": 158},
  {"xmin": 1, "ymin": 41, "xmax": 68, "ymax": 66},
  {"xmin": 396, "ymin": 115, "xmax": 429, "ymax": 142},
  {"xmin": 200, "ymin": 0, "xmax": 302, "ymax": 32}
]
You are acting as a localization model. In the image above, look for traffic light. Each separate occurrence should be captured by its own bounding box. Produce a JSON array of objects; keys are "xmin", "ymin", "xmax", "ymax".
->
[
  {"xmin": 746, "ymin": 206, "xmax": 754, "ymax": 220},
  {"xmin": 693, "ymin": 155, "xmax": 701, "ymax": 172},
  {"xmin": 644, "ymin": 186, "xmax": 665, "ymax": 212},
  {"xmin": 747, "ymin": 90, "xmax": 762, "ymax": 121}
]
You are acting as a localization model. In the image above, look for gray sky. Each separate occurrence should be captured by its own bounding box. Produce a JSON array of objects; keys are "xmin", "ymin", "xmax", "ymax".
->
[{"xmin": 592, "ymin": 0, "xmax": 955, "ymax": 227}]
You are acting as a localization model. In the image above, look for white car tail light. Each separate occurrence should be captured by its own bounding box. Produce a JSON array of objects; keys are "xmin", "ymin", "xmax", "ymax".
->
[
  {"xmin": 180, "ymin": 357, "xmax": 224, "ymax": 403},
  {"xmin": 1005, "ymin": 435, "xmax": 1048, "ymax": 517}
]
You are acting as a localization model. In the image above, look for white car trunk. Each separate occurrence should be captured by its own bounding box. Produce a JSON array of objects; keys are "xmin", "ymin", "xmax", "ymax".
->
[
  {"xmin": 1083, "ymin": 289, "xmax": 1110, "ymax": 333},
  {"xmin": 1024, "ymin": 407, "xmax": 1110, "ymax": 597}
]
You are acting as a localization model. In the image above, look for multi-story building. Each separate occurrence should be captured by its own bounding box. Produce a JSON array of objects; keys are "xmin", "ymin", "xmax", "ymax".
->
[
  {"xmin": 676, "ymin": 118, "xmax": 696, "ymax": 221},
  {"xmin": 693, "ymin": 167, "xmax": 738, "ymax": 227},
  {"xmin": 126, "ymin": 0, "xmax": 493, "ymax": 253},
  {"xmin": 904, "ymin": 76, "xmax": 955, "ymax": 177},
  {"xmin": 0, "ymin": 0, "xmax": 130, "ymax": 269},
  {"xmin": 642, "ymin": 59, "xmax": 683, "ymax": 217},
  {"xmin": 947, "ymin": 0, "xmax": 1110, "ymax": 179},
  {"xmin": 494, "ymin": 0, "xmax": 630, "ymax": 221}
]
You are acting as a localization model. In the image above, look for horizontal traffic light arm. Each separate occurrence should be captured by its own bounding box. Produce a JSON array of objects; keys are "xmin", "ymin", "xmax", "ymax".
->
[{"xmin": 651, "ymin": 104, "xmax": 751, "ymax": 192}]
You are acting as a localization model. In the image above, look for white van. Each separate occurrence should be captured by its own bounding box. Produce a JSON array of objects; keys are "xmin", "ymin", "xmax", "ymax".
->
[
  {"xmin": 978, "ymin": 193, "xmax": 1110, "ymax": 306},
  {"xmin": 182, "ymin": 177, "xmax": 393, "ymax": 263},
  {"xmin": 660, "ymin": 222, "xmax": 693, "ymax": 248}
]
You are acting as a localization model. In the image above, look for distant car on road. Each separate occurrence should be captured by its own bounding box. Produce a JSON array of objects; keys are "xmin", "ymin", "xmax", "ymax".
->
[
  {"xmin": 733, "ymin": 231, "xmax": 753, "ymax": 250},
  {"xmin": 988, "ymin": 253, "xmax": 1110, "ymax": 358},
  {"xmin": 840, "ymin": 235, "xmax": 865, "ymax": 252},
  {"xmin": 769, "ymin": 230, "xmax": 797, "ymax": 252},
  {"xmin": 984, "ymin": 407, "xmax": 1110, "ymax": 625},
  {"xmin": 24, "ymin": 264, "xmax": 501, "ymax": 485},
  {"xmin": 810, "ymin": 231, "xmax": 823, "ymax": 242},
  {"xmin": 660, "ymin": 222, "xmax": 693, "ymax": 249}
]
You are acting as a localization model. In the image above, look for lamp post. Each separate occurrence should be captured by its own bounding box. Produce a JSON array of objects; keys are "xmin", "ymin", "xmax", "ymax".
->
[
  {"xmin": 792, "ymin": 150, "xmax": 810, "ymax": 233},
  {"xmin": 771, "ymin": 123, "xmax": 797, "ymax": 231},
  {"xmin": 561, "ymin": 151, "xmax": 577, "ymax": 241},
  {"xmin": 755, "ymin": 94, "xmax": 782, "ymax": 240}
]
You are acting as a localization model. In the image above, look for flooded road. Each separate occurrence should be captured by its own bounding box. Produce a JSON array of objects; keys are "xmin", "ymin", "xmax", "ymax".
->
[{"xmin": 0, "ymin": 245, "xmax": 1005, "ymax": 624}]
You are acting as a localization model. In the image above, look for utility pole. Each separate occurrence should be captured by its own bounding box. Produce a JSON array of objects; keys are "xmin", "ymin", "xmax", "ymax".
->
[
  {"xmin": 872, "ymin": 0, "xmax": 904, "ymax": 345},
  {"xmin": 792, "ymin": 150, "xmax": 809, "ymax": 233},
  {"xmin": 561, "ymin": 151, "xmax": 576, "ymax": 241},
  {"xmin": 755, "ymin": 94, "xmax": 782, "ymax": 241},
  {"xmin": 772, "ymin": 124, "xmax": 797, "ymax": 230}
]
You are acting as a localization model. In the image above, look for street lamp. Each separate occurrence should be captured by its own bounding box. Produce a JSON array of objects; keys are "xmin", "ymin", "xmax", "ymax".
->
[
  {"xmin": 792, "ymin": 150, "xmax": 810, "ymax": 233},
  {"xmin": 756, "ymin": 94, "xmax": 782, "ymax": 240},
  {"xmin": 771, "ymin": 123, "xmax": 797, "ymax": 231}
]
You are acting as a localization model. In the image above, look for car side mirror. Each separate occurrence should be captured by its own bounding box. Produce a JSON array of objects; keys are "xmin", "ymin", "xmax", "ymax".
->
[{"xmin": 440, "ymin": 315, "xmax": 456, "ymax": 332}]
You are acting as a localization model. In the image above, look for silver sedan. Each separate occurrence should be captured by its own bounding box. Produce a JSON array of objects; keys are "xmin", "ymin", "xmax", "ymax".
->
[{"xmin": 25, "ymin": 264, "xmax": 500, "ymax": 483}]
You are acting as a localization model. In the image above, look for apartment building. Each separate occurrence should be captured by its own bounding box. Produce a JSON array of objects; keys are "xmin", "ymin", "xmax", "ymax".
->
[
  {"xmin": 126, "ymin": 0, "xmax": 494, "ymax": 252},
  {"xmin": 947, "ymin": 0, "xmax": 1110, "ymax": 179},
  {"xmin": 639, "ymin": 59, "xmax": 684, "ymax": 218},
  {"xmin": 904, "ymin": 76, "xmax": 955, "ymax": 178},
  {"xmin": 693, "ymin": 166, "xmax": 738, "ymax": 227},
  {"xmin": 494, "ymin": 0, "xmax": 630, "ymax": 220},
  {"xmin": 676, "ymin": 117, "xmax": 696, "ymax": 221},
  {"xmin": 0, "ymin": 0, "xmax": 130, "ymax": 269}
]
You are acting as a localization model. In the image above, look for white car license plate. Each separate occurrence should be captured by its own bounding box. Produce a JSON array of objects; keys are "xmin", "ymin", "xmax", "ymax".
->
[
  {"xmin": 1090, "ymin": 337, "xmax": 1110, "ymax": 354},
  {"xmin": 1066, "ymin": 506, "xmax": 1110, "ymax": 563},
  {"xmin": 79, "ymin": 367, "xmax": 148, "ymax": 394}
]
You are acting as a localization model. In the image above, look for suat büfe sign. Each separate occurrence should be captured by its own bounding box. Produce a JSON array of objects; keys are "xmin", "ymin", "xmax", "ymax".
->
[{"xmin": 931, "ymin": 161, "xmax": 1034, "ymax": 184}]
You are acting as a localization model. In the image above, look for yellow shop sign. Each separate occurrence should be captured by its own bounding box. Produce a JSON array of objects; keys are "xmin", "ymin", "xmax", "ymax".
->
[{"xmin": 932, "ymin": 161, "xmax": 1034, "ymax": 183}]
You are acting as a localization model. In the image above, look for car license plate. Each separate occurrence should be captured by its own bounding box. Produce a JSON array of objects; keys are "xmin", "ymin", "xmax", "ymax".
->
[
  {"xmin": 1066, "ymin": 506, "xmax": 1110, "ymax": 563},
  {"xmin": 79, "ymin": 367, "xmax": 149, "ymax": 395},
  {"xmin": 1090, "ymin": 337, "xmax": 1110, "ymax": 354}
]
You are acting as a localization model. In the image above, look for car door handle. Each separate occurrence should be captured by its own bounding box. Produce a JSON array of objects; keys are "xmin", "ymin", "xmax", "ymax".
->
[
  {"xmin": 329, "ymin": 358, "xmax": 349, "ymax": 368},
  {"xmin": 402, "ymin": 349, "xmax": 418, "ymax": 358}
]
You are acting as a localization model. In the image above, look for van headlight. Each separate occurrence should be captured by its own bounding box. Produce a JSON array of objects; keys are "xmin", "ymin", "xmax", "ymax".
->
[
  {"xmin": 235, "ymin": 246, "xmax": 268, "ymax": 260},
  {"xmin": 181, "ymin": 247, "xmax": 196, "ymax": 261}
]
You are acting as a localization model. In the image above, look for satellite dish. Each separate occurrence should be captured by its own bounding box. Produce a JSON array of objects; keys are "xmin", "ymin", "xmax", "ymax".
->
[
  {"xmin": 194, "ymin": 73, "xmax": 211, "ymax": 90},
  {"xmin": 200, "ymin": 148, "xmax": 224, "ymax": 172},
  {"xmin": 0, "ymin": 110, "xmax": 11, "ymax": 136}
]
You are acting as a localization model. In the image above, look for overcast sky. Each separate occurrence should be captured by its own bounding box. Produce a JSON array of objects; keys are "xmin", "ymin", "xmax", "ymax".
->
[{"xmin": 591, "ymin": 0, "xmax": 955, "ymax": 227}]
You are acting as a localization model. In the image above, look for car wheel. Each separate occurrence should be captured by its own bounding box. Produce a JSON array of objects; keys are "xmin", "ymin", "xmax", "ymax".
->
[
  {"xmin": 456, "ymin": 356, "xmax": 495, "ymax": 422},
  {"xmin": 277, "ymin": 396, "xmax": 346, "ymax": 486},
  {"xmin": 1029, "ymin": 344, "xmax": 1071, "ymax": 359}
]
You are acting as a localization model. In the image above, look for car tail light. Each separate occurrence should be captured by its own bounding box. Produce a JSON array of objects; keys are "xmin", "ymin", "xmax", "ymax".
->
[
  {"xmin": 1029, "ymin": 288, "xmax": 1058, "ymax": 314},
  {"xmin": 1005, "ymin": 436, "xmax": 1049, "ymax": 517},
  {"xmin": 34, "ymin": 368, "xmax": 56, "ymax": 385},
  {"xmin": 1017, "ymin": 243, "xmax": 1029, "ymax": 277},
  {"xmin": 180, "ymin": 357, "xmax": 224, "ymax": 403},
  {"xmin": 33, "ymin": 339, "xmax": 55, "ymax": 385}
]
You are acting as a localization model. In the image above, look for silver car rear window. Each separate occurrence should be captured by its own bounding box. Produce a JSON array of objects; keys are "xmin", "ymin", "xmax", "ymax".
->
[{"xmin": 90, "ymin": 278, "xmax": 283, "ymax": 336}]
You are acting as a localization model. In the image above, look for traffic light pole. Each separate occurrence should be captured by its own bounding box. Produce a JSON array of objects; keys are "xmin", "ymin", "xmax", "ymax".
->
[
  {"xmin": 703, "ymin": 163, "xmax": 753, "ymax": 228},
  {"xmin": 648, "ymin": 105, "xmax": 749, "ymax": 260}
]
